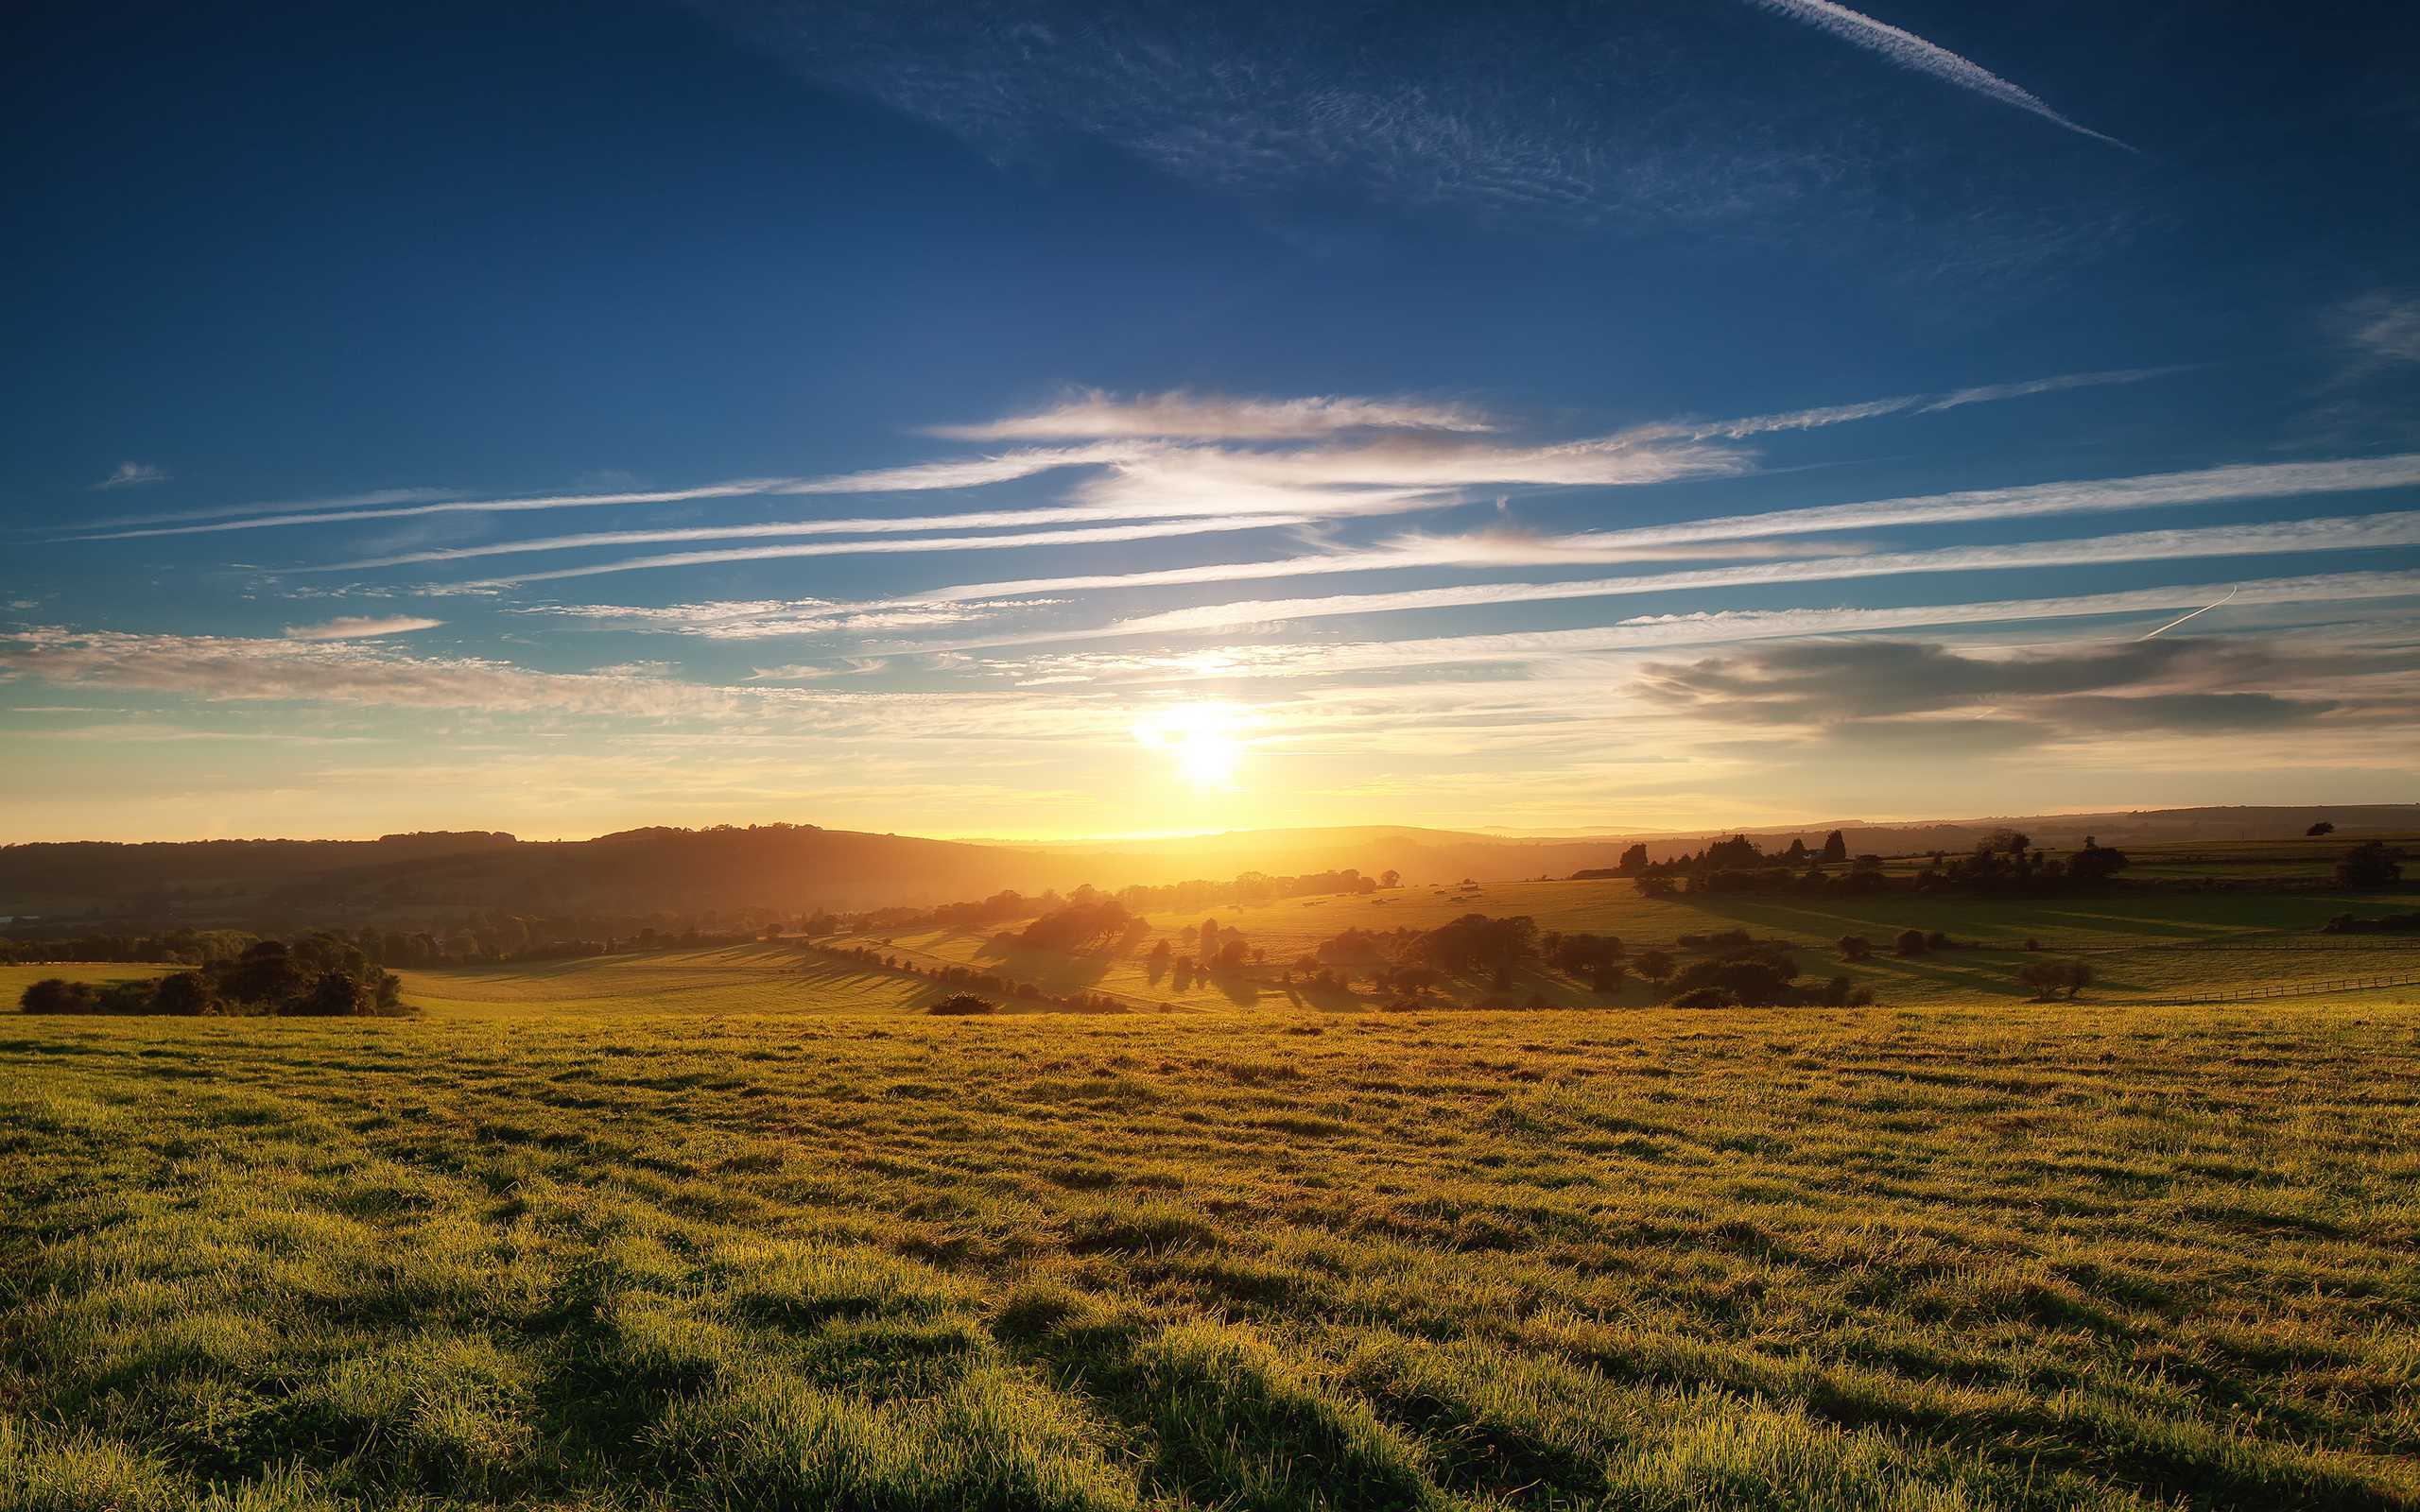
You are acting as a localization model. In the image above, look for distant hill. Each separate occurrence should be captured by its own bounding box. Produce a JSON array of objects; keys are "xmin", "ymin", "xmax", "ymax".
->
[{"xmin": 3, "ymin": 805, "xmax": 2411, "ymax": 931}]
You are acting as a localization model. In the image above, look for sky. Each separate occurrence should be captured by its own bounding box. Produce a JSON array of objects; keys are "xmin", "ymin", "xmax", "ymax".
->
[{"xmin": 5, "ymin": 0, "xmax": 2418, "ymax": 843}]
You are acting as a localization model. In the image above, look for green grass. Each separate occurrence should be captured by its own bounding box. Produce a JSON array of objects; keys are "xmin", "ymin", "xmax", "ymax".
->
[{"xmin": 5, "ymin": 1001, "xmax": 2417, "ymax": 1509}]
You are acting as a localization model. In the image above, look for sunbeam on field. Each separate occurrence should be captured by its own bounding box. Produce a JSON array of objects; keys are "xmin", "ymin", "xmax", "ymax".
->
[{"xmin": 1132, "ymin": 702, "xmax": 1248, "ymax": 789}]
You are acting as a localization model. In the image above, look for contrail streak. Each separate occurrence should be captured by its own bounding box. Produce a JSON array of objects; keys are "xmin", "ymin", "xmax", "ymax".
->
[
  {"xmin": 1745, "ymin": 0, "xmax": 2134, "ymax": 151},
  {"xmin": 2136, "ymin": 585, "xmax": 2239, "ymax": 641}
]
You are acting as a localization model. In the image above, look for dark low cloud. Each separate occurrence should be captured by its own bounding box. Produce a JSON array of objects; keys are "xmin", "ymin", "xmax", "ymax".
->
[{"xmin": 1635, "ymin": 634, "xmax": 2387, "ymax": 741}]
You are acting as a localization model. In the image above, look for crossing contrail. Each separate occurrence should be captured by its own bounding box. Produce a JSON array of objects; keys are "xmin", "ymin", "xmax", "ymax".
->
[{"xmin": 1745, "ymin": 0, "xmax": 2135, "ymax": 152}]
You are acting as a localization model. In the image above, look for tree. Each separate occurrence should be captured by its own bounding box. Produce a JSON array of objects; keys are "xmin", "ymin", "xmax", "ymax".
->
[
  {"xmin": 1635, "ymin": 875, "xmax": 1678, "ymax": 900},
  {"xmin": 1200, "ymin": 919, "xmax": 1219, "ymax": 954},
  {"xmin": 2307, "ymin": 821, "xmax": 2335, "ymax": 837},
  {"xmin": 1894, "ymin": 928, "xmax": 1930, "ymax": 956},
  {"xmin": 150, "ymin": 971, "xmax": 220, "ymax": 1017},
  {"xmin": 290, "ymin": 970, "xmax": 377, "ymax": 1017},
  {"xmin": 1820, "ymin": 830, "xmax": 1848, "ymax": 865},
  {"xmin": 1634, "ymin": 949, "xmax": 1675, "ymax": 984},
  {"xmin": 928, "ymin": 993, "xmax": 995, "ymax": 1016},
  {"xmin": 2337, "ymin": 842, "xmax": 2403, "ymax": 889},
  {"xmin": 1977, "ymin": 829, "xmax": 2031, "ymax": 857},
  {"xmin": 2068, "ymin": 838, "xmax": 2129, "ymax": 884},
  {"xmin": 1378, "ymin": 869, "xmax": 1402, "ymax": 888},
  {"xmin": 1783, "ymin": 837, "xmax": 1808, "ymax": 864},
  {"xmin": 2015, "ymin": 958, "xmax": 2093, "ymax": 1000},
  {"xmin": 1615, "ymin": 842, "xmax": 1651, "ymax": 875},
  {"xmin": 1837, "ymin": 935, "xmax": 1874, "ymax": 962}
]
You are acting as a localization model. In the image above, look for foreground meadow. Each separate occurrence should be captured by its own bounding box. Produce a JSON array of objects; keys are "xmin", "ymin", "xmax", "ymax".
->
[{"xmin": 5, "ymin": 999, "xmax": 2417, "ymax": 1510}]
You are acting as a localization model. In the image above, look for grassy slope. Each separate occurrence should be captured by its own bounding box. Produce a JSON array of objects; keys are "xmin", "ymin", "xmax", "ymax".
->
[{"xmin": 4, "ymin": 1003, "xmax": 2416, "ymax": 1510}]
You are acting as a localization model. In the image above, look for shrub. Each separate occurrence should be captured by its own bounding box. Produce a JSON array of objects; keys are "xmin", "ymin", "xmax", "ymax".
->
[
  {"xmin": 927, "ymin": 993, "xmax": 996, "ymax": 1016},
  {"xmin": 1669, "ymin": 988, "xmax": 1738, "ymax": 1008},
  {"xmin": 1837, "ymin": 935, "xmax": 1874, "ymax": 962},
  {"xmin": 1894, "ymin": 929, "xmax": 1930, "ymax": 956}
]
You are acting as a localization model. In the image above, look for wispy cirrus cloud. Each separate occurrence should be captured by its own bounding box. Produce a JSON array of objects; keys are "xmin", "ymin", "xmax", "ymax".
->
[
  {"xmin": 925, "ymin": 389, "xmax": 1495, "ymax": 440},
  {"xmin": 966, "ymin": 573, "xmax": 2420, "ymax": 685},
  {"xmin": 945, "ymin": 510, "xmax": 2420, "ymax": 645},
  {"xmin": 94, "ymin": 461, "xmax": 170, "ymax": 490},
  {"xmin": 520, "ymin": 596, "xmax": 1066, "ymax": 640},
  {"xmin": 73, "ymin": 372, "xmax": 2176, "ymax": 558},
  {"xmin": 282, "ymin": 615, "xmax": 443, "ymax": 641},
  {"xmin": 868, "ymin": 455, "xmax": 2420, "ymax": 610},
  {"xmin": 470, "ymin": 515, "xmax": 1321, "ymax": 586},
  {"xmin": 1742, "ymin": 0, "xmax": 2133, "ymax": 151}
]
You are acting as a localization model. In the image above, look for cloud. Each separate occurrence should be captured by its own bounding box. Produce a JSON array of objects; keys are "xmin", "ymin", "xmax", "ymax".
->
[
  {"xmin": 926, "ymin": 389, "xmax": 1495, "ymax": 440},
  {"xmin": 1633, "ymin": 635, "xmax": 2365, "ymax": 739},
  {"xmin": 522, "ymin": 596, "xmax": 1039, "ymax": 639},
  {"xmin": 2341, "ymin": 291, "xmax": 2420, "ymax": 367},
  {"xmin": 1915, "ymin": 365, "xmax": 2189, "ymax": 413},
  {"xmin": 950, "ymin": 509, "xmax": 2420, "ymax": 645},
  {"xmin": 470, "ymin": 514, "xmax": 1322, "ymax": 586},
  {"xmin": 71, "ymin": 375, "xmax": 2189, "ymax": 561},
  {"xmin": 0, "ymin": 627, "xmax": 750, "ymax": 716},
  {"xmin": 283, "ymin": 615, "xmax": 443, "ymax": 641},
  {"xmin": 882, "ymin": 453, "xmax": 2420, "ymax": 615},
  {"xmin": 964, "ymin": 572, "xmax": 2420, "ymax": 684},
  {"xmin": 94, "ymin": 461, "xmax": 169, "ymax": 490},
  {"xmin": 1743, "ymin": 0, "xmax": 2133, "ymax": 150}
]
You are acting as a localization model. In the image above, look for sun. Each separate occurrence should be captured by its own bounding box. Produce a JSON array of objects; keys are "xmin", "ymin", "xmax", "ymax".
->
[{"xmin": 1133, "ymin": 703, "xmax": 1247, "ymax": 789}]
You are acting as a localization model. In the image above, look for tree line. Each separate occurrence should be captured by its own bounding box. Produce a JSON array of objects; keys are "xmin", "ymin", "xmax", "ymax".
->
[{"xmin": 18, "ymin": 936, "xmax": 409, "ymax": 1018}]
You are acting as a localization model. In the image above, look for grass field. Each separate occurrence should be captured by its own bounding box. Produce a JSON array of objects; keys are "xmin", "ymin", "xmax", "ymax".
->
[{"xmin": 5, "ymin": 1000, "xmax": 2417, "ymax": 1510}]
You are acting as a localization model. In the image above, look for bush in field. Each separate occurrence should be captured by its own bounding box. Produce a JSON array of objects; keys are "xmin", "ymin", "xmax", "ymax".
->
[
  {"xmin": 1669, "ymin": 987, "xmax": 1738, "ymax": 1008},
  {"xmin": 20, "ymin": 978, "xmax": 102, "ymax": 1014},
  {"xmin": 1634, "ymin": 949, "xmax": 1675, "ymax": 984},
  {"xmin": 1837, "ymin": 935, "xmax": 1874, "ymax": 961},
  {"xmin": 1894, "ymin": 928, "xmax": 1930, "ymax": 956},
  {"xmin": 927, "ymin": 993, "xmax": 997, "ymax": 1016}
]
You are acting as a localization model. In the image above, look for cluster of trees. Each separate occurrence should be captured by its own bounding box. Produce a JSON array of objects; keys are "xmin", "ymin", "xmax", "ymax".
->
[
  {"xmin": 1626, "ymin": 833, "xmax": 2130, "ymax": 900},
  {"xmin": 1018, "ymin": 899, "xmax": 1151, "ymax": 953},
  {"xmin": 2, "ymin": 912, "xmax": 774, "ymax": 969},
  {"xmin": 2336, "ymin": 842, "xmax": 2404, "ymax": 889},
  {"xmin": 1662, "ymin": 935, "xmax": 1871, "ymax": 1009},
  {"xmin": 19, "ymin": 936, "xmax": 407, "ymax": 1018}
]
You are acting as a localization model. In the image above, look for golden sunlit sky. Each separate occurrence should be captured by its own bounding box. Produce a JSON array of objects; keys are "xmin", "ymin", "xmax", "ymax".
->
[{"xmin": 6, "ymin": 2, "xmax": 2418, "ymax": 842}]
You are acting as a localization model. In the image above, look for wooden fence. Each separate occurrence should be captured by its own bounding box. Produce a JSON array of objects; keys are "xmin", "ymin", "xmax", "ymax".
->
[{"xmin": 2138, "ymin": 971, "xmax": 2420, "ymax": 1006}]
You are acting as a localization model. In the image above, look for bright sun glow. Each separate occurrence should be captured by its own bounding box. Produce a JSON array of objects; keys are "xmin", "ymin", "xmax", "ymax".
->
[{"xmin": 1132, "ymin": 703, "xmax": 1247, "ymax": 789}]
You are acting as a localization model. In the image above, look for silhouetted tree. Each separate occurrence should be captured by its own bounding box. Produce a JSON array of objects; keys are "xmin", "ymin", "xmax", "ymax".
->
[
  {"xmin": 2337, "ymin": 842, "xmax": 2403, "ymax": 889},
  {"xmin": 1616, "ymin": 842, "xmax": 1651, "ymax": 875},
  {"xmin": 1820, "ymin": 830, "xmax": 1848, "ymax": 864},
  {"xmin": 1634, "ymin": 949, "xmax": 1675, "ymax": 984},
  {"xmin": 2307, "ymin": 821, "xmax": 2335, "ymax": 837}
]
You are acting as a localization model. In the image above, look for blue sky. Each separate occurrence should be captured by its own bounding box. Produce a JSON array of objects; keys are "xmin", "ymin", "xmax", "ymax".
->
[{"xmin": 4, "ymin": 0, "xmax": 2417, "ymax": 840}]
